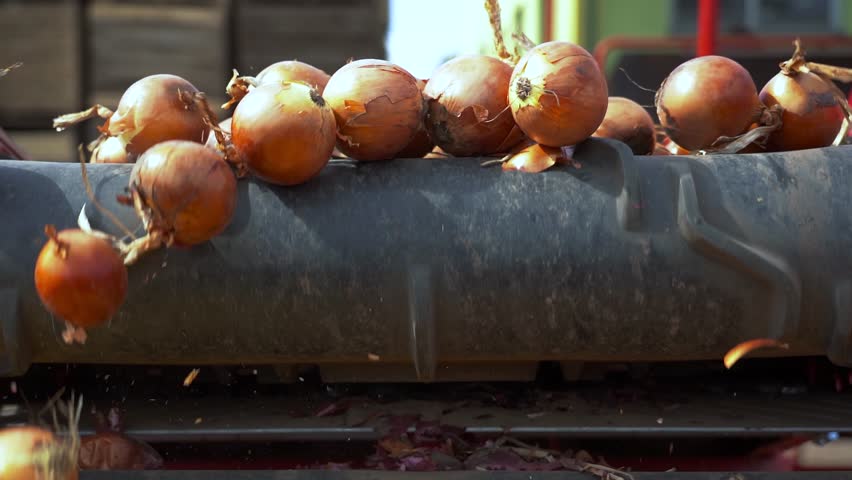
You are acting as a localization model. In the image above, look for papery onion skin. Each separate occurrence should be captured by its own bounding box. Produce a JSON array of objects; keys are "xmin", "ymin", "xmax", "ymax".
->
[
  {"xmin": 593, "ymin": 97, "xmax": 655, "ymax": 155},
  {"xmin": 34, "ymin": 229, "xmax": 127, "ymax": 330},
  {"xmin": 255, "ymin": 60, "xmax": 331, "ymax": 94},
  {"xmin": 424, "ymin": 55, "xmax": 524, "ymax": 156},
  {"xmin": 130, "ymin": 140, "xmax": 237, "ymax": 247},
  {"xmin": 232, "ymin": 82, "xmax": 336, "ymax": 185},
  {"xmin": 656, "ymin": 55, "xmax": 762, "ymax": 151},
  {"xmin": 396, "ymin": 79, "xmax": 435, "ymax": 158},
  {"xmin": 508, "ymin": 41, "xmax": 608, "ymax": 148},
  {"xmin": 759, "ymin": 70, "xmax": 844, "ymax": 151},
  {"xmin": 205, "ymin": 117, "xmax": 232, "ymax": 150},
  {"xmin": 323, "ymin": 59, "xmax": 424, "ymax": 161},
  {"xmin": 91, "ymin": 136, "xmax": 131, "ymax": 164},
  {"xmin": 108, "ymin": 74, "xmax": 209, "ymax": 155},
  {"xmin": 0, "ymin": 426, "xmax": 78, "ymax": 480}
]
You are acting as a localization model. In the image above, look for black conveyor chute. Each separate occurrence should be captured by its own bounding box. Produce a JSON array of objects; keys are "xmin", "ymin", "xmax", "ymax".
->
[{"xmin": 1, "ymin": 139, "xmax": 851, "ymax": 380}]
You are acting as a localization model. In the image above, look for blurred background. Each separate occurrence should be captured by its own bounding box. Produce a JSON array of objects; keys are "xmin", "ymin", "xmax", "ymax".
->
[{"xmin": 1, "ymin": 0, "xmax": 850, "ymax": 161}]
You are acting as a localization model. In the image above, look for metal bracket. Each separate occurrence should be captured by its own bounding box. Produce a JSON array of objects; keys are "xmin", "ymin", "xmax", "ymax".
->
[
  {"xmin": 0, "ymin": 288, "xmax": 30, "ymax": 377},
  {"xmin": 671, "ymin": 165, "xmax": 802, "ymax": 339},
  {"xmin": 408, "ymin": 265, "xmax": 436, "ymax": 382}
]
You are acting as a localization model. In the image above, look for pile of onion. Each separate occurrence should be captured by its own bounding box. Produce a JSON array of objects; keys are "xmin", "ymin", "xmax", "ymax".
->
[
  {"xmin": 593, "ymin": 97, "xmax": 656, "ymax": 155},
  {"xmin": 222, "ymin": 60, "xmax": 331, "ymax": 109},
  {"xmin": 34, "ymin": 226, "xmax": 128, "ymax": 344},
  {"xmin": 396, "ymin": 79, "xmax": 435, "ymax": 158},
  {"xmin": 423, "ymin": 55, "xmax": 524, "ymax": 156},
  {"xmin": 322, "ymin": 59, "xmax": 425, "ymax": 161},
  {"xmin": 508, "ymin": 40, "xmax": 609, "ymax": 148},
  {"xmin": 54, "ymin": 74, "xmax": 211, "ymax": 164},
  {"xmin": 655, "ymin": 55, "xmax": 773, "ymax": 152},
  {"xmin": 122, "ymin": 140, "xmax": 237, "ymax": 264},
  {"xmin": 230, "ymin": 82, "xmax": 336, "ymax": 185}
]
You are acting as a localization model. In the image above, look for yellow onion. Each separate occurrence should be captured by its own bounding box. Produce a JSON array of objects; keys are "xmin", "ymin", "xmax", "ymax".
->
[
  {"xmin": 424, "ymin": 55, "xmax": 524, "ymax": 156},
  {"xmin": 656, "ymin": 56, "xmax": 762, "ymax": 151},
  {"xmin": 105, "ymin": 74, "xmax": 209, "ymax": 156},
  {"xmin": 759, "ymin": 70, "xmax": 844, "ymax": 151},
  {"xmin": 508, "ymin": 41, "xmax": 608, "ymax": 147},
  {"xmin": 323, "ymin": 59, "xmax": 424, "ymax": 161},
  {"xmin": 256, "ymin": 60, "xmax": 331, "ymax": 94},
  {"xmin": 232, "ymin": 82, "xmax": 336, "ymax": 185},
  {"xmin": 593, "ymin": 97, "xmax": 655, "ymax": 155}
]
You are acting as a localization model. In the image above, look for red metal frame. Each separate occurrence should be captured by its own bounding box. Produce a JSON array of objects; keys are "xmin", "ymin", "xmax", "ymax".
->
[
  {"xmin": 592, "ymin": 34, "xmax": 852, "ymax": 69},
  {"xmin": 696, "ymin": 0, "xmax": 719, "ymax": 56}
]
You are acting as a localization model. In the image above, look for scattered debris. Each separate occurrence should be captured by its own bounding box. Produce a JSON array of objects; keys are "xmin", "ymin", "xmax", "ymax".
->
[{"xmin": 183, "ymin": 368, "xmax": 200, "ymax": 387}]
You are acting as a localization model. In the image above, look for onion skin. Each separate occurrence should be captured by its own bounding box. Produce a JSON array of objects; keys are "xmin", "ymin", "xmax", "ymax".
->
[
  {"xmin": 323, "ymin": 59, "xmax": 424, "ymax": 161},
  {"xmin": 593, "ymin": 97, "xmax": 655, "ymax": 155},
  {"xmin": 130, "ymin": 140, "xmax": 237, "ymax": 247},
  {"xmin": 656, "ymin": 55, "xmax": 761, "ymax": 151},
  {"xmin": 232, "ymin": 82, "xmax": 336, "ymax": 185},
  {"xmin": 508, "ymin": 41, "xmax": 608, "ymax": 147},
  {"xmin": 256, "ymin": 60, "xmax": 331, "ymax": 94},
  {"xmin": 34, "ymin": 229, "xmax": 127, "ymax": 331},
  {"xmin": 91, "ymin": 136, "xmax": 132, "ymax": 164},
  {"xmin": 396, "ymin": 79, "xmax": 435, "ymax": 158},
  {"xmin": 0, "ymin": 427, "xmax": 79, "ymax": 480},
  {"xmin": 205, "ymin": 117, "xmax": 232, "ymax": 150},
  {"xmin": 108, "ymin": 74, "xmax": 209, "ymax": 155},
  {"xmin": 759, "ymin": 71, "xmax": 844, "ymax": 151},
  {"xmin": 424, "ymin": 55, "xmax": 523, "ymax": 156}
]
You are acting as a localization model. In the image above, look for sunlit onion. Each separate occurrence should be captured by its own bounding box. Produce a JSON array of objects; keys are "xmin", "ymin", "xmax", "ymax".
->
[
  {"xmin": 759, "ymin": 70, "xmax": 844, "ymax": 151},
  {"xmin": 656, "ymin": 56, "xmax": 762, "ymax": 151},
  {"xmin": 231, "ymin": 82, "xmax": 336, "ymax": 185},
  {"xmin": 424, "ymin": 55, "xmax": 524, "ymax": 156},
  {"xmin": 323, "ymin": 59, "xmax": 424, "ymax": 161},
  {"xmin": 508, "ymin": 41, "xmax": 608, "ymax": 147}
]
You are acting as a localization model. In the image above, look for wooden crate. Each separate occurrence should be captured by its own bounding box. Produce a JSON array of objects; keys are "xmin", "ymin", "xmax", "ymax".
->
[
  {"xmin": 88, "ymin": 0, "xmax": 230, "ymax": 108},
  {"xmin": 0, "ymin": 0, "xmax": 82, "ymax": 128},
  {"xmin": 7, "ymin": 129, "xmax": 78, "ymax": 162},
  {"xmin": 235, "ymin": 0, "xmax": 388, "ymax": 76}
]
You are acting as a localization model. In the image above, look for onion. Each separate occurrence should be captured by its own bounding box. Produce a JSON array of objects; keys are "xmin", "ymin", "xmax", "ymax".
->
[
  {"xmin": 34, "ymin": 226, "xmax": 128, "ymax": 344},
  {"xmin": 54, "ymin": 74, "xmax": 210, "ymax": 163},
  {"xmin": 593, "ymin": 97, "xmax": 655, "ymax": 155},
  {"xmin": 256, "ymin": 60, "xmax": 331, "ymax": 94},
  {"xmin": 124, "ymin": 140, "xmax": 237, "ymax": 264},
  {"xmin": 79, "ymin": 432, "xmax": 163, "ymax": 470},
  {"xmin": 508, "ymin": 41, "xmax": 608, "ymax": 148},
  {"xmin": 231, "ymin": 82, "xmax": 336, "ymax": 185},
  {"xmin": 759, "ymin": 70, "xmax": 844, "ymax": 151},
  {"xmin": 396, "ymin": 79, "xmax": 435, "ymax": 158},
  {"xmin": 223, "ymin": 61, "xmax": 331, "ymax": 110},
  {"xmin": 0, "ymin": 426, "xmax": 78, "ymax": 480},
  {"xmin": 656, "ymin": 56, "xmax": 762, "ymax": 151},
  {"xmin": 323, "ymin": 59, "xmax": 424, "ymax": 161},
  {"xmin": 424, "ymin": 55, "xmax": 524, "ymax": 156}
]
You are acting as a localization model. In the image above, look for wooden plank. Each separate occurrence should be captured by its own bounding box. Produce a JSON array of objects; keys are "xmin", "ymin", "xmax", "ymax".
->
[
  {"xmin": 235, "ymin": 0, "xmax": 387, "ymax": 75},
  {"xmin": 88, "ymin": 0, "xmax": 229, "ymax": 100},
  {"xmin": 0, "ymin": 0, "xmax": 82, "ymax": 127},
  {"xmin": 7, "ymin": 129, "xmax": 77, "ymax": 162}
]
